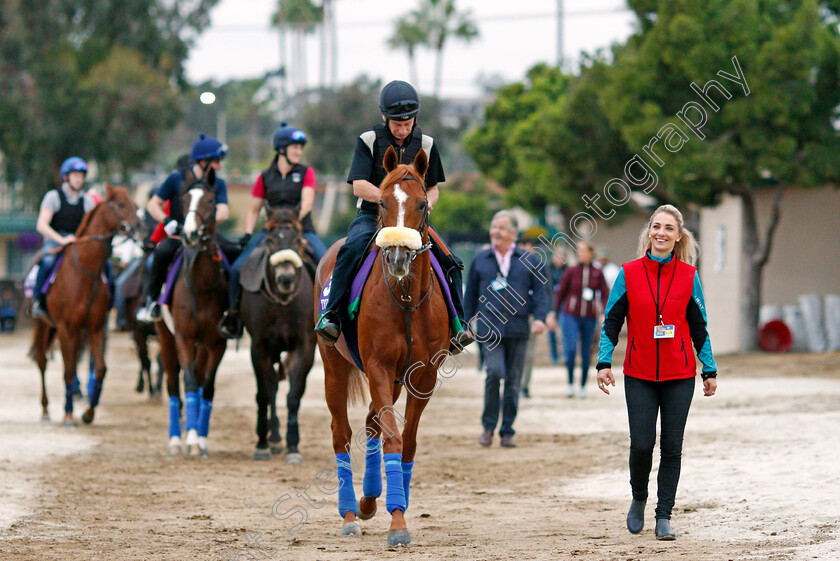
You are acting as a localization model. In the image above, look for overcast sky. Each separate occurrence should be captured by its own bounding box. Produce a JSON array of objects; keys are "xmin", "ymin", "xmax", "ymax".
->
[{"xmin": 185, "ymin": 0, "xmax": 637, "ymax": 98}]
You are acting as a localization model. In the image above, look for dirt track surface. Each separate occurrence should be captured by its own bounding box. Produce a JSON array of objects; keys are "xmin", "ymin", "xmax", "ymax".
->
[{"xmin": 1, "ymin": 329, "xmax": 838, "ymax": 561}]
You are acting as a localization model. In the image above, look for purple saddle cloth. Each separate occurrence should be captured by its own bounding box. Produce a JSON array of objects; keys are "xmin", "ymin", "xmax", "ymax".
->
[
  {"xmin": 159, "ymin": 249, "xmax": 231, "ymax": 306},
  {"xmin": 317, "ymin": 248, "xmax": 458, "ymax": 372}
]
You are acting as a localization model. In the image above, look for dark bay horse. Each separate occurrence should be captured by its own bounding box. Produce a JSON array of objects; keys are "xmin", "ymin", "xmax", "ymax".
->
[
  {"xmin": 157, "ymin": 171, "xmax": 228, "ymax": 456},
  {"xmin": 241, "ymin": 207, "xmax": 315, "ymax": 462},
  {"xmin": 29, "ymin": 185, "xmax": 140, "ymax": 425},
  {"xmin": 315, "ymin": 147, "xmax": 450, "ymax": 546},
  {"xmin": 123, "ymin": 252, "xmax": 164, "ymax": 397}
]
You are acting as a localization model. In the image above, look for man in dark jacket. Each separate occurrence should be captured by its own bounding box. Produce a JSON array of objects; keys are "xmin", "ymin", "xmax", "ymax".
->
[{"xmin": 464, "ymin": 210, "xmax": 549, "ymax": 448}]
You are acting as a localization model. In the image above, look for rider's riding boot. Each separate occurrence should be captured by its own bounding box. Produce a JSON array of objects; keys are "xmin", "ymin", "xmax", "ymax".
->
[
  {"xmin": 438, "ymin": 252, "xmax": 474, "ymax": 355},
  {"xmin": 218, "ymin": 310, "xmax": 244, "ymax": 339},
  {"xmin": 314, "ymin": 311, "xmax": 341, "ymax": 346}
]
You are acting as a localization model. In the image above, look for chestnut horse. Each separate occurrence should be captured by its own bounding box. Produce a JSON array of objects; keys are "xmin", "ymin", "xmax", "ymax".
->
[
  {"xmin": 29, "ymin": 185, "xmax": 140, "ymax": 425},
  {"xmin": 315, "ymin": 147, "xmax": 449, "ymax": 546},
  {"xmin": 157, "ymin": 171, "xmax": 228, "ymax": 456},
  {"xmin": 241, "ymin": 207, "xmax": 315, "ymax": 462}
]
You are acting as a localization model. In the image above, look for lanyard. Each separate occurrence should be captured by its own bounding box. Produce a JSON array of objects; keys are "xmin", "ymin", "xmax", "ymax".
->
[{"xmin": 643, "ymin": 256, "xmax": 678, "ymax": 325}]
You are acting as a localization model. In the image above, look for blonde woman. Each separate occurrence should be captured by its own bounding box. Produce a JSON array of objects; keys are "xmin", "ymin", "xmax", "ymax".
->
[{"xmin": 595, "ymin": 205, "xmax": 717, "ymax": 540}]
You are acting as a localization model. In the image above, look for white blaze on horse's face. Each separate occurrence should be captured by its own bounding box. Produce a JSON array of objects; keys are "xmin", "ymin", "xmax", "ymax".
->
[
  {"xmin": 393, "ymin": 183, "xmax": 408, "ymax": 228},
  {"xmin": 183, "ymin": 188, "xmax": 205, "ymax": 239}
]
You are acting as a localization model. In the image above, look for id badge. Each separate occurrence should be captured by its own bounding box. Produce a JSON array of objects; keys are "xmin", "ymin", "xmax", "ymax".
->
[
  {"xmin": 582, "ymin": 287, "xmax": 594, "ymax": 301},
  {"xmin": 653, "ymin": 324, "xmax": 675, "ymax": 339},
  {"xmin": 490, "ymin": 278, "xmax": 508, "ymax": 291}
]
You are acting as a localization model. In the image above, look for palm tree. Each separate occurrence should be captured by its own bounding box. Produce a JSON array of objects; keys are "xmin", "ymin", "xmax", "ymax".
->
[
  {"xmin": 421, "ymin": 0, "xmax": 479, "ymax": 97},
  {"xmin": 387, "ymin": 11, "xmax": 428, "ymax": 88},
  {"xmin": 272, "ymin": 0, "xmax": 323, "ymax": 95}
]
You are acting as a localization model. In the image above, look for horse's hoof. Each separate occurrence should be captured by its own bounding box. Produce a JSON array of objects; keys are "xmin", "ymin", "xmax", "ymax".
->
[
  {"xmin": 185, "ymin": 429, "xmax": 200, "ymax": 456},
  {"xmin": 387, "ymin": 529, "xmax": 411, "ymax": 546},
  {"xmin": 340, "ymin": 521, "xmax": 361, "ymax": 537},
  {"xmin": 358, "ymin": 498, "xmax": 377, "ymax": 520},
  {"xmin": 135, "ymin": 382, "xmax": 144, "ymax": 393},
  {"xmin": 270, "ymin": 444, "xmax": 284, "ymax": 455},
  {"xmin": 63, "ymin": 419, "xmax": 77, "ymax": 428},
  {"xmin": 253, "ymin": 448, "xmax": 271, "ymax": 461},
  {"xmin": 168, "ymin": 436, "xmax": 182, "ymax": 456},
  {"xmin": 286, "ymin": 452, "xmax": 303, "ymax": 465},
  {"xmin": 198, "ymin": 436, "xmax": 209, "ymax": 457},
  {"xmin": 41, "ymin": 413, "xmax": 50, "ymax": 423},
  {"xmin": 82, "ymin": 409, "xmax": 94, "ymax": 424}
]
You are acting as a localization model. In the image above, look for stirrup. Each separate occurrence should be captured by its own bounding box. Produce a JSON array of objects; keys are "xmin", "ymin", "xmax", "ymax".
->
[
  {"xmin": 148, "ymin": 301, "xmax": 162, "ymax": 322},
  {"xmin": 314, "ymin": 313, "xmax": 340, "ymax": 345},
  {"xmin": 218, "ymin": 311, "xmax": 243, "ymax": 339}
]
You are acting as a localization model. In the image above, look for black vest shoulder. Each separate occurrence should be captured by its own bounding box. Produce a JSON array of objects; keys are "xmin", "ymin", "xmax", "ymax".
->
[
  {"xmin": 360, "ymin": 124, "xmax": 427, "ymax": 213},
  {"xmin": 50, "ymin": 188, "xmax": 86, "ymax": 235},
  {"xmin": 261, "ymin": 162, "xmax": 314, "ymax": 232}
]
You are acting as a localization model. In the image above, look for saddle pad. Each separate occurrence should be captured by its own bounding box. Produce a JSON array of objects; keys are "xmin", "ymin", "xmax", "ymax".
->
[
  {"xmin": 240, "ymin": 245, "xmax": 268, "ymax": 293},
  {"xmin": 318, "ymin": 249, "xmax": 461, "ymax": 373},
  {"xmin": 42, "ymin": 255, "xmax": 66, "ymax": 296},
  {"xmin": 159, "ymin": 249, "xmax": 231, "ymax": 306}
]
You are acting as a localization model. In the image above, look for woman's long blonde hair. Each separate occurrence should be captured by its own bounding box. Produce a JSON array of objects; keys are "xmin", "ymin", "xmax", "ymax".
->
[{"xmin": 637, "ymin": 204, "xmax": 699, "ymax": 266}]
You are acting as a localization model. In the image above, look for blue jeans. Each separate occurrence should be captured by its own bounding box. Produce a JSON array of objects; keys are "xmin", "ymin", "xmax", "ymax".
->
[
  {"xmin": 304, "ymin": 232, "xmax": 327, "ymax": 263},
  {"xmin": 33, "ymin": 240, "xmax": 63, "ymax": 303},
  {"xmin": 624, "ymin": 376, "xmax": 695, "ymax": 519},
  {"xmin": 481, "ymin": 338, "xmax": 528, "ymax": 437},
  {"xmin": 548, "ymin": 330, "xmax": 560, "ymax": 364},
  {"xmin": 560, "ymin": 313, "xmax": 597, "ymax": 387}
]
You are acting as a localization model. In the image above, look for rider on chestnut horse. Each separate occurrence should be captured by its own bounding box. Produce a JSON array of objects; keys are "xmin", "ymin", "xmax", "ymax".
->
[{"xmin": 314, "ymin": 80, "xmax": 473, "ymax": 353}]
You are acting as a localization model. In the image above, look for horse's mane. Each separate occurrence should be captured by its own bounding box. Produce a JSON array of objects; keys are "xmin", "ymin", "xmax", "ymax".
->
[{"xmin": 74, "ymin": 185, "xmax": 126, "ymax": 236}]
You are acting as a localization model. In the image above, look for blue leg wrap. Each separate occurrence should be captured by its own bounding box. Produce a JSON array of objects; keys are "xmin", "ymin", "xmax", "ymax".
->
[
  {"xmin": 65, "ymin": 383, "xmax": 74, "ymax": 413},
  {"xmin": 88, "ymin": 378, "xmax": 103, "ymax": 408},
  {"xmin": 362, "ymin": 437, "xmax": 382, "ymax": 498},
  {"xmin": 384, "ymin": 453, "xmax": 407, "ymax": 513},
  {"xmin": 198, "ymin": 398, "xmax": 213, "ymax": 437},
  {"xmin": 402, "ymin": 461, "xmax": 414, "ymax": 510},
  {"xmin": 71, "ymin": 375, "xmax": 80, "ymax": 393},
  {"xmin": 168, "ymin": 397, "xmax": 181, "ymax": 438},
  {"xmin": 87, "ymin": 375, "xmax": 96, "ymax": 403},
  {"xmin": 184, "ymin": 391, "xmax": 199, "ymax": 432},
  {"xmin": 336, "ymin": 453, "xmax": 357, "ymax": 517}
]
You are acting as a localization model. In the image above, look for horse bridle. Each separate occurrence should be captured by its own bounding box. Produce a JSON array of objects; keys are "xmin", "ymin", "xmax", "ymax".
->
[
  {"xmin": 263, "ymin": 225, "xmax": 306, "ymax": 306},
  {"xmin": 378, "ymin": 169, "xmax": 435, "ymax": 386}
]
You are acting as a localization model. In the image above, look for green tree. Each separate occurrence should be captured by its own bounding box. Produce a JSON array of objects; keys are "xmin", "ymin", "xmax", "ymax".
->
[
  {"xmin": 0, "ymin": 0, "xmax": 218, "ymax": 204},
  {"xmin": 467, "ymin": 0, "xmax": 840, "ymax": 351},
  {"xmin": 388, "ymin": 11, "xmax": 428, "ymax": 88}
]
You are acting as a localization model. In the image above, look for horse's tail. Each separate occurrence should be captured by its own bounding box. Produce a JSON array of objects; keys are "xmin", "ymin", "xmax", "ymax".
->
[
  {"xmin": 346, "ymin": 368, "xmax": 368, "ymax": 407},
  {"xmin": 28, "ymin": 324, "xmax": 57, "ymax": 362}
]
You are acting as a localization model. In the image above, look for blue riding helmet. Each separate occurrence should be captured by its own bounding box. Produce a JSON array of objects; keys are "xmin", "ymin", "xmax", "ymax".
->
[
  {"xmin": 190, "ymin": 134, "xmax": 229, "ymax": 162},
  {"xmin": 273, "ymin": 124, "xmax": 308, "ymax": 152},
  {"xmin": 379, "ymin": 80, "xmax": 420, "ymax": 121},
  {"xmin": 60, "ymin": 157, "xmax": 88, "ymax": 178}
]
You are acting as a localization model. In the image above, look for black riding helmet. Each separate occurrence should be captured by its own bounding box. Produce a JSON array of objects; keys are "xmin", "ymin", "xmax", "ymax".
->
[{"xmin": 379, "ymin": 80, "xmax": 420, "ymax": 121}]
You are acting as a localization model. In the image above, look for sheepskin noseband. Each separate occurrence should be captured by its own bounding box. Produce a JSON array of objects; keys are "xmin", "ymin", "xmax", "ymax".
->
[
  {"xmin": 269, "ymin": 249, "xmax": 303, "ymax": 268},
  {"xmin": 375, "ymin": 227, "xmax": 422, "ymax": 250}
]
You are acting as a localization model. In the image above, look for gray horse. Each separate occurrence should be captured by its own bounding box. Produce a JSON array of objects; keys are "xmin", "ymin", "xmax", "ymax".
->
[{"xmin": 240, "ymin": 207, "xmax": 316, "ymax": 463}]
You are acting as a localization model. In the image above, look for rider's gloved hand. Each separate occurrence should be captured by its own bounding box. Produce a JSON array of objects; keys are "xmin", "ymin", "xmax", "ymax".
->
[
  {"xmin": 163, "ymin": 218, "xmax": 181, "ymax": 237},
  {"xmin": 238, "ymin": 232, "xmax": 252, "ymax": 247}
]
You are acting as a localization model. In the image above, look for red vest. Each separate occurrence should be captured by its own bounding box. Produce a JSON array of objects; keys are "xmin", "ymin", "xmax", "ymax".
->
[{"xmin": 622, "ymin": 254, "xmax": 697, "ymax": 382}]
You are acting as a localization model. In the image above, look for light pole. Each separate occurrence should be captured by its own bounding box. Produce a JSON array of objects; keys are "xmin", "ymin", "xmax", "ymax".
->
[{"xmin": 200, "ymin": 91, "xmax": 227, "ymax": 143}]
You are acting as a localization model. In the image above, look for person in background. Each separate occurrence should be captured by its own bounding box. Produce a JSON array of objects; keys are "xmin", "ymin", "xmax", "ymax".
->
[
  {"xmin": 596, "ymin": 204, "xmax": 717, "ymax": 541},
  {"xmin": 464, "ymin": 211, "xmax": 548, "ymax": 448},
  {"xmin": 31, "ymin": 157, "xmax": 97, "ymax": 319},
  {"xmin": 136, "ymin": 134, "xmax": 233, "ymax": 323},
  {"xmin": 219, "ymin": 123, "xmax": 326, "ymax": 339},
  {"xmin": 596, "ymin": 246, "xmax": 620, "ymax": 290},
  {"xmin": 1, "ymin": 287, "xmax": 17, "ymax": 332},
  {"xmin": 517, "ymin": 236, "xmax": 546, "ymax": 399},
  {"xmin": 551, "ymin": 241, "xmax": 610, "ymax": 399},
  {"xmin": 546, "ymin": 249, "xmax": 567, "ymax": 366}
]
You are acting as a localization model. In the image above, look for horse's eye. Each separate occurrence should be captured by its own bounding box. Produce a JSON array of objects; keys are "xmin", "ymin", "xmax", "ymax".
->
[
  {"xmin": 418, "ymin": 201, "xmax": 427, "ymax": 211},
  {"xmin": 117, "ymin": 202, "xmax": 126, "ymax": 210}
]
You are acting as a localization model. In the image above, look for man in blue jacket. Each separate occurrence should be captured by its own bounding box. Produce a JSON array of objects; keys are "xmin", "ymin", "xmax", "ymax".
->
[{"xmin": 464, "ymin": 210, "xmax": 549, "ymax": 448}]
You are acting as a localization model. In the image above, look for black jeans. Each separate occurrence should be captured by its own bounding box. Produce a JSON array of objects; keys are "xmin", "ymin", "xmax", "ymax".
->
[
  {"xmin": 624, "ymin": 375, "xmax": 695, "ymax": 519},
  {"xmin": 481, "ymin": 338, "xmax": 528, "ymax": 437}
]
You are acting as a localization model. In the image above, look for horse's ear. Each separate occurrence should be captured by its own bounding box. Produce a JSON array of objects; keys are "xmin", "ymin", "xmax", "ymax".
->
[
  {"xmin": 105, "ymin": 183, "xmax": 115, "ymax": 199},
  {"xmin": 383, "ymin": 146, "xmax": 398, "ymax": 173},
  {"xmin": 413, "ymin": 149, "xmax": 428, "ymax": 179}
]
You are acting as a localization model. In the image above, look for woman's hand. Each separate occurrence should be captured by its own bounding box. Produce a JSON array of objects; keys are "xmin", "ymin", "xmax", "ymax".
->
[
  {"xmin": 703, "ymin": 377, "xmax": 717, "ymax": 397},
  {"xmin": 596, "ymin": 368, "xmax": 615, "ymax": 395},
  {"xmin": 61, "ymin": 234, "xmax": 77, "ymax": 245}
]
